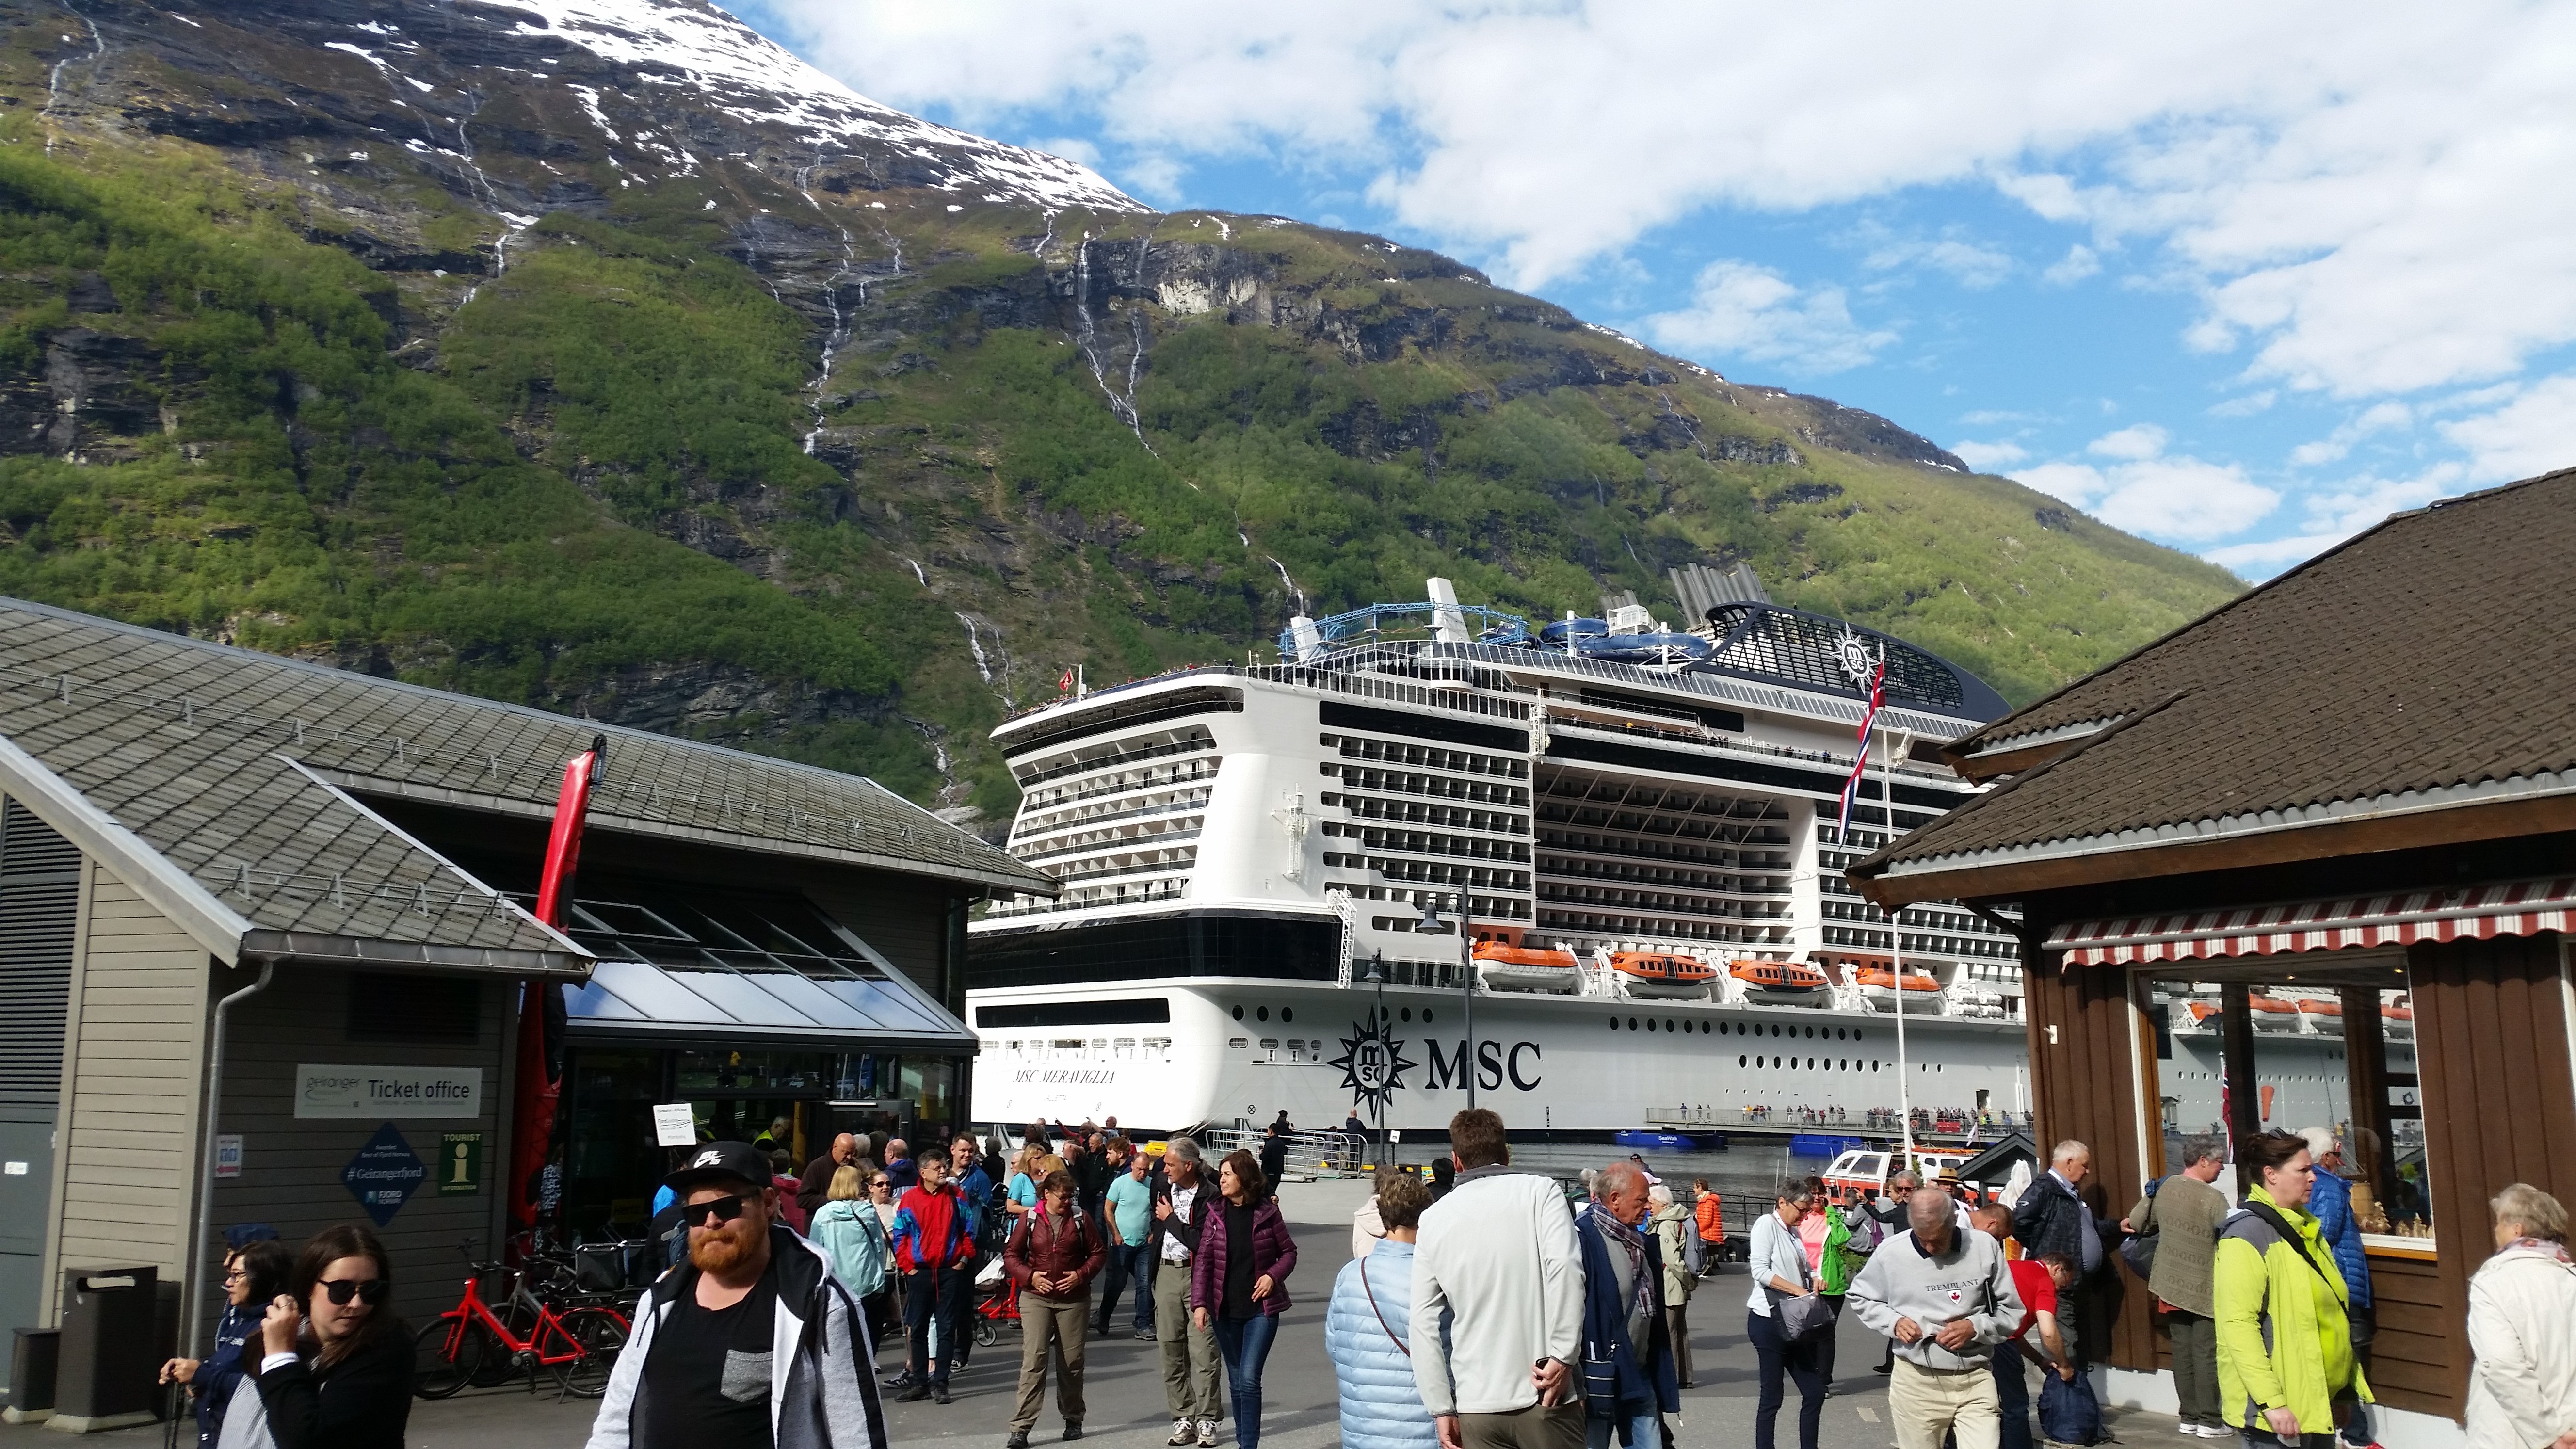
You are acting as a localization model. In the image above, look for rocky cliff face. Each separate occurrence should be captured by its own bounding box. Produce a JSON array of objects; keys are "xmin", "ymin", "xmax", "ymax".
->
[{"xmin": 0, "ymin": 0, "xmax": 2242, "ymax": 827}]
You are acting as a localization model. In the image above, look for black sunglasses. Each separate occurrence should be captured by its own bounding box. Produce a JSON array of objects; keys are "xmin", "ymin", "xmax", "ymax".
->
[
  {"xmin": 316, "ymin": 1278, "xmax": 387, "ymax": 1307},
  {"xmin": 683, "ymin": 1194, "xmax": 750, "ymax": 1227}
]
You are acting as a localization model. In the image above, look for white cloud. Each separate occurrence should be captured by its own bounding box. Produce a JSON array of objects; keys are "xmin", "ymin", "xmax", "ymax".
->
[
  {"xmin": 2042, "ymin": 244, "xmax": 2101, "ymax": 286},
  {"xmin": 1862, "ymin": 235, "xmax": 2014, "ymax": 290},
  {"xmin": 2202, "ymin": 532, "xmax": 2345, "ymax": 573},
  {"xmin": 2285, "ymin": 400, "xmax": 2413, "ymax": 467},
  {"xmin": 2013, "ymin": 424, "xmax": 2278, "ymax": 542},
  {"xmin": 1636, "ymin": 260, "xmax": 1897, "ymax": 374},
  {"xmin": 762, "ymin": 1, "xmax": 2576, "ymax": 402},
  {"xmin": 2437, "ymin": 373, "xmax": 2576, "ymax": 482},
  {"xmin": 1949, "ymin": 439, "xmax": 2030, "ymax": 470},
  {"xmin": 2087, "ymin": 423, "xmax": 2169, "ymax": 461},
  {"xmin": 2201, "ymin": 462, "xmax": 2462, "ymax": 573},
  {"xmin": 2208, "ymin": 390, "xmax": 2276, "ymax": 418}
]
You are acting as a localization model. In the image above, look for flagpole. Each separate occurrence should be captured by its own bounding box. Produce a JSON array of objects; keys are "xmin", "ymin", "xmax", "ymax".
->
[{"xmin": 1883, "ymin": 699, "xmax": 1913, "ymax": 1173}]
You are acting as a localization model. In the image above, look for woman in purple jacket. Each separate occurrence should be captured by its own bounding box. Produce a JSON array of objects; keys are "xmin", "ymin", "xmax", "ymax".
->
[{"xmin": 1191, "ymin": 1148, "xmax": 1300, "ymax": 1449}]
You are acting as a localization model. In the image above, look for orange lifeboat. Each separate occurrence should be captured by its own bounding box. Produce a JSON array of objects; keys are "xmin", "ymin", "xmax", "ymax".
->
[
  {"xmin": 1854, "ymin": 966, "xmax": 1942, "ymax": 1011},
  {"xmin": 1731, "ymin": 959, "xmax": 1833, "ymax": 1006},
  {"xmin": 1612, "ymin": 951, "xmax": 1716, "ymax": 1000},
  {"xmin": 2247, "ymin": 993, "xmax": 2302, "ymax": 1031},
  {"xmin": 1473, "ymin": 936, "xmax": 1582, "ymax": 994}
]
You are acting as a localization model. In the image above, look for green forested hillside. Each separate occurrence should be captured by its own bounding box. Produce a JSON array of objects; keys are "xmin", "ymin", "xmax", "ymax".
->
[{"xmin": 0, "ymin": 0, "xmax": 2243, "ymax": 827}]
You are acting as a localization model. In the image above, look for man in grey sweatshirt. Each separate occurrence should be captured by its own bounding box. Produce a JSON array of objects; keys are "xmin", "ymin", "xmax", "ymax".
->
[
  {"xmin": 1848, "ymin": 1188, "xmax": 2026, "ymax": 1449},
  {"xmin": 1412, "ymin": 1109, "xmax": 1585, "ymax": 1449}
]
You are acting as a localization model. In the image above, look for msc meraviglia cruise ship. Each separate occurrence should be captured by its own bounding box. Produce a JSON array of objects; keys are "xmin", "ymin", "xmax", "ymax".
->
[{"xmin": 964, "ymin": 565, "xmax": 2067, "ymax": 1143}]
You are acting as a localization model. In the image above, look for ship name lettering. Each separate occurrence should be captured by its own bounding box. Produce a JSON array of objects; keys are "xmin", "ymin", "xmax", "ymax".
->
[
  {"xmin": 1423, "ymin": 1039, "xmax": 1542, "ymax": 1094},
  {"xmin": 1013, "ymin": 1069, "xmax": 1118, "ymax": 1085}
]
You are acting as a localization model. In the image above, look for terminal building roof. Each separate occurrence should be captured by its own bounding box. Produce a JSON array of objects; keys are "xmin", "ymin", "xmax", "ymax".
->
[{"xmin": 0, "ymin": 597, "xmax": 1052, "ymax": 974}]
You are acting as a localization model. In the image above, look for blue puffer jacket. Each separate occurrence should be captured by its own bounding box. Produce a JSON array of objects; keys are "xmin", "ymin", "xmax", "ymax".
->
[
  {"xmin": 2306, "ymin": 1170, "xmax": 2371, "ymax": 1309},
  {"xmin": 1326, "ymin": 1240, "xmax": 1438, "ymax": 1449}
]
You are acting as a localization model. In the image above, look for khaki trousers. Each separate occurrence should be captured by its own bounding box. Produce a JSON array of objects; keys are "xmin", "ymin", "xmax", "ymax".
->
[
  {"xmin": 1155, "ymin": 1257, "xmax": 1223, "ymax": 1421},
  {"xmin": 1459, "ymin": 1401, "xmax": 1586, "ymax": 1449},
  {"xmin": 1666, "ymin": 1301, "xmax": 1693, "ymax": 1387},
  {"xmin": 1012, "ymin": 1289, "xmax": 1090, "ymax": 1431},
  {"xmin": 1890, "ymin": 1358, "xmax": 2002, "ymax": 1449}
]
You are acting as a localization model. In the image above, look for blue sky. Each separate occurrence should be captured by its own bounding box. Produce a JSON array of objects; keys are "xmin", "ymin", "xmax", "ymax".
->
[{"xmin": 739, "ymin": 1, "xmax": 2576, "ymax": 579}]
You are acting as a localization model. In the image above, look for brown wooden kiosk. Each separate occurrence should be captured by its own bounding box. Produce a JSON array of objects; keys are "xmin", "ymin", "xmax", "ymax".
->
[{"xmin": 1848, "ymin": 468, "xmax": 2576, "ymax": 1449}]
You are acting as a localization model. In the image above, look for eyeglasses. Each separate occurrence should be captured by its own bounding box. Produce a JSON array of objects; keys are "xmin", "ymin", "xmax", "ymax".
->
[
  {"xmin": 316, "ymin": 1278, "xmax": 387, "ymax": 1307},
  {"xmin": 222, "ymin": 1269, "xmax": 247, "ymax": 1285},
  {"xmin": 683, "ymin": 1194, "xmax": 749, "ymax": 1226}
]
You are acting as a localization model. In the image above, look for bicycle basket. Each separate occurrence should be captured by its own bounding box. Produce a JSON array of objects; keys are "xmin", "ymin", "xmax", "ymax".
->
[{"xmin": 573, "ymin": 1241, "xmax": 631, "ymax": 1293}]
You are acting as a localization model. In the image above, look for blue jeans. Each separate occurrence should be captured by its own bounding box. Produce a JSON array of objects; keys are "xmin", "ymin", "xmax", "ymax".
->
[
  {"xmin": 1212, "ymin": 1312, "xmax": 1279, "ymax": 1449},
  {"xmin": 1992, "ymin": 1341, "xmax": 2030, "ymax": 1449},
  {"xmin": 1586, "ymin": 1401, "xmax": 1661, "ymax": 1449},
  {"xmin": 1099, "ymin": 1240, "xmax": 1157, "ymax": 1331}
]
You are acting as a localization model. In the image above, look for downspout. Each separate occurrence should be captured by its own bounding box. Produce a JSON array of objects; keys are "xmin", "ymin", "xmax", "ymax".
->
[{"xmin": 185, "ymin": 960, "xmax": 274, "ymax": 1358}]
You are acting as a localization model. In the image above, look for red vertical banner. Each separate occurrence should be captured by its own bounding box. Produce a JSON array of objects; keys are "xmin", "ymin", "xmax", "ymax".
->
[{"xmin": 512, "ymin": 738, "xmax": 602, "ymax": 1243}]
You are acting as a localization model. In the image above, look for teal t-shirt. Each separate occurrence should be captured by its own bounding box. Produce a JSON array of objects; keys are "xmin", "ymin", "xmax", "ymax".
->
[{"xmin": 1103, "ymin": 1173, "xmax": 1153, "ymax": 1246}]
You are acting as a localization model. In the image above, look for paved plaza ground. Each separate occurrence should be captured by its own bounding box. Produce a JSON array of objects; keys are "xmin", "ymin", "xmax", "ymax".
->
[{"xmin": 9, "ymin": 1175, "xmax": 2163, "ymax": 1449}]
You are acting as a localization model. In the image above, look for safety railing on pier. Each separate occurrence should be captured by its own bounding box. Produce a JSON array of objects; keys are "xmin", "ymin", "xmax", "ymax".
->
[{"xmin": 1200, "ymin": 1126, "xmax": 1370, "ymax": 1180}]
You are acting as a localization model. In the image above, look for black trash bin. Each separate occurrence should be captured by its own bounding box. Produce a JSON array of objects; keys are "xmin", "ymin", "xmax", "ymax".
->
[
  {"xmin": 53, "ymin": 1265, "xmax": 158, "ymax": 1432},
  {"xmin": 5, "ymin": 1327, "xmax": 57, "ymax": 1423}
]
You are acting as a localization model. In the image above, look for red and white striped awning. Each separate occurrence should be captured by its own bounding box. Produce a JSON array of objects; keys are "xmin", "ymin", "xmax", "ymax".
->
[{"xmin": 2049, "ymin": 876, "xmax": 2576, "ymax": 966}]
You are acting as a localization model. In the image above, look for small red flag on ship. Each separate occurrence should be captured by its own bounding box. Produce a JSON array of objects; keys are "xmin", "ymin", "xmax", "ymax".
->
[{"xmin": 1835, "ymin": 658, "xmax": 1887, "ymax": 837}]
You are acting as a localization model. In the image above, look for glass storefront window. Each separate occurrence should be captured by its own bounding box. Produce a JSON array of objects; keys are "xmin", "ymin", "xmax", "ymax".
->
[
  {"xmin": 2145, "ymin": 957, "xmax": 2430, "ymax": 1247},
  {"xmin": 675, "ymin": 1050, "xmax": 831, "ymax": 1095}
]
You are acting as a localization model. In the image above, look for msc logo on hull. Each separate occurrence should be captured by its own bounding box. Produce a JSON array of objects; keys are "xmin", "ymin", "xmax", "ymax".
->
[{"xmin": 1331, "ymin": 1012, "xmax": 1542, "ymax": 1113}]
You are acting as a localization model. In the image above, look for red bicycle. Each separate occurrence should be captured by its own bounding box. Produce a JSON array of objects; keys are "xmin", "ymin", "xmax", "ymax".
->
[{"xmin": 414, "ymin": 1242, "xmax": 629, "ymax": 1399}]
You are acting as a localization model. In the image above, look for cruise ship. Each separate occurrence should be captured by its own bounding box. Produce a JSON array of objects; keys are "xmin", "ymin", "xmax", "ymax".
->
[{"xmin": 965, "ymin": 566, "xmax": 2055, "ymax": 1143}]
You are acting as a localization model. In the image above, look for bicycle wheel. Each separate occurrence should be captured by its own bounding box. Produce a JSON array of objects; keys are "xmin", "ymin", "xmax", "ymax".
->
[
  {"xmin": 551, "ymin": 1307, "xmax": 629, "ymax": 1399},
  {"xmin": 973, "ymin": 1316, "xmax": 998, "ymax": 1348},
  {"xmin": 413, "ymin": 1316, "xmax": 486, "ymax": 1400}
]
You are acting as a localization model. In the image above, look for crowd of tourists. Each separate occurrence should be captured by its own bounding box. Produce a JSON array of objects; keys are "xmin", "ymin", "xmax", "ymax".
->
[{"xmin": 149, "ymin": 1109, "xmax": 2576, "ymax": 1449}]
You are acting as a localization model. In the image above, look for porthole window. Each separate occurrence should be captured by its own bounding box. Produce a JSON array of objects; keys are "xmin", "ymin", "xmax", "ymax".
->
[
  {"xmin": 1282, "ymin": 1008, "xmax": 1294, "ymax": 1023},
  {"xmin": 1628, "ymin": 1016, "xmax": 1639, "ymax": 1030},
  {"xmin": 1739, "ymin": 1055, "xmax": 1747, "ymax": 1068},
  {"xmin": 1424, "ymin": 1011, "xmax": 1434, "ymax": 1023},
  {"xmin": 1610, "ymin": 1018, "xmax": 1621, "ymax": 1030},
  {"xmin": 1402, "ymin": 1008, "xmax": 1414, "ymax": 1022},
  {"xmin": 1257, "ymin": 1006, "xmax": 1269, "ymax": 1022},
  {"xmin": 1231, "ymin": 1006, "xmax": 1245, "ymax": 1021}
]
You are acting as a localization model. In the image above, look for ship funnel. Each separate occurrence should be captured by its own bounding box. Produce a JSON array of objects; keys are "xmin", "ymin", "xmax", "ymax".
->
[
  {"xmin": 1288, "ymin": 615, "xmax": 1324, "ymax": 661},
  {"xmin": 1425, "ymin": 577, "xmax": 1471, "ymax": 644}
]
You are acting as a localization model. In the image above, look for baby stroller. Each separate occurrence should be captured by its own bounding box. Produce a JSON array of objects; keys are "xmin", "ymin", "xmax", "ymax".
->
[{"xmin": 969, "ymin": 1254, "xmax": 1016, "ymax": 1347}]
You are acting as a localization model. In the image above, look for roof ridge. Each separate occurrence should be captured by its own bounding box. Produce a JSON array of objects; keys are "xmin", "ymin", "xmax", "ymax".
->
[{"xmin": 1952, "ymin": 467, "xmax": 2576, "ymax": 754}]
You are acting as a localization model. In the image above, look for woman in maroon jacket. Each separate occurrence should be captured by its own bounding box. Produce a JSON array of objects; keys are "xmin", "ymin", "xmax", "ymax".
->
[{"xmin": 1189, "ymin": 1149, "xmax": 1299, "ymax": 1449}]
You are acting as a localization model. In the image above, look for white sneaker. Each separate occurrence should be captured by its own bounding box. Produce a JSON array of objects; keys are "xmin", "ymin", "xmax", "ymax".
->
[
  {"xmin": 1195, "ymin": 1419, "xmax": 1219, "ymax": 1448},
  {"xmin": 1166, "ymin": 1422, "xmax": 1194, "ymax": 1448}
]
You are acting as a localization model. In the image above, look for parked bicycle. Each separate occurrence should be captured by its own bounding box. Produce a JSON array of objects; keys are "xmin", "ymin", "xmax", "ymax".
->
[{"xmin": 413, "ymin": 1238, "xmax": 630, "ymax": 1400}]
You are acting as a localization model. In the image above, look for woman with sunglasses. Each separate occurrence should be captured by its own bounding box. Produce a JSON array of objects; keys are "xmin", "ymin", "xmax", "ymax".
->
[
  {"xmin": 250, "ymin": 1224, "xmax": 411, "ymax": 1449},
  {"xmin": 160, "ymin": 1238, "xmax": 292, "ymax": 1449}
]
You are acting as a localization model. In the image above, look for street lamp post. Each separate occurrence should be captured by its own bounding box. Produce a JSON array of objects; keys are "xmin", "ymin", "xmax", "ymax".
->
[{"xmin": 1418, "ymin": 893, "xmax": 1476, "ymax": 1109}]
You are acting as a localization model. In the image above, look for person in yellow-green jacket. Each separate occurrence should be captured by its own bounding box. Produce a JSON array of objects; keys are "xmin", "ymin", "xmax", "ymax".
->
[{"xmin": 2214, "ymin": 1130, "xmax": 2373, "ymax": 1449}]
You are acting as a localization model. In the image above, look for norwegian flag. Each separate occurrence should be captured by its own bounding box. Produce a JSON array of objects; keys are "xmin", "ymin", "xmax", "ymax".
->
[{"xmin": 1835, "ymin": 657, "xmax": 1888, "ymax": 836}]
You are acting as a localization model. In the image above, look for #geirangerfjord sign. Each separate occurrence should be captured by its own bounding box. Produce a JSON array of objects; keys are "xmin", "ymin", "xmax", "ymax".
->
[{"xmin": 296, "ymin": 1064, "xmax": 484, "ymax": 1120}]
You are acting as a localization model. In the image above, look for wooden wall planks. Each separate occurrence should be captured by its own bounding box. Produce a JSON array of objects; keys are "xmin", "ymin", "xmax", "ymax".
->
[{"xmin": 2406, "ymin": 932, "xmax": 2576, "ymax": 1419}]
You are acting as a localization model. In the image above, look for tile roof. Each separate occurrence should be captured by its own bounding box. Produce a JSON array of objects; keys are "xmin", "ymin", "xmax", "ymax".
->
[
  {"xmin": 0, "ymin": 597, "xmax": 1052, "ymax": 966},
  {"xmin": 1852, "ymin": 469, "xmax": 2576, "ymax": 895}
]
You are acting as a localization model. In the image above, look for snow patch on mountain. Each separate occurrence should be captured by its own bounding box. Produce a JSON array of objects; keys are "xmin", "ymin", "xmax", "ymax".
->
[{"xmin": 493, "ymin": 0, "xmax": 1142, "ymax": 212}]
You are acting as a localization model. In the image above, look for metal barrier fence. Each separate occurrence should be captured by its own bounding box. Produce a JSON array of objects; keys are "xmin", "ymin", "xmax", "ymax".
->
[{"xmin": 1198, "ymin": 1127, "xmax": 1370, "ymax": 1179}]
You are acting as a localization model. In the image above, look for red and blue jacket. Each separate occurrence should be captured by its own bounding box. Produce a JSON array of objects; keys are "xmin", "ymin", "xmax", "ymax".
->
[{"xmin": 891, "ymin": 1183, "xmax": 974, "ymax": 1272}]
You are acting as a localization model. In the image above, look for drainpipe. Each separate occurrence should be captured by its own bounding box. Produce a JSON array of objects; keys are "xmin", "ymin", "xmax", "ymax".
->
[{"xmin": 185, "ymin": 961, "xmax": 274, "ymax": 1358}]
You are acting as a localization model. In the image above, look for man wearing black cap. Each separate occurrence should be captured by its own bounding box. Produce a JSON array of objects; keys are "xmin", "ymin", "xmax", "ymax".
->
[{"xmin": 586, "ymin": 1142, "xmax": 888, "ymax": 1449}]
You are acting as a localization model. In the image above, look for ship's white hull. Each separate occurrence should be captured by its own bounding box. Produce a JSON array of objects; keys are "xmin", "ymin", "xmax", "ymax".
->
[{"xmin": 969, "ymin": 976, "xmax": 2032, "ymax": 1136}]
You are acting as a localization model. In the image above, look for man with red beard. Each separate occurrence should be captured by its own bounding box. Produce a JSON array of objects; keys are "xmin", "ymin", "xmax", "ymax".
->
[
  {"xmin": 891, "ymin": 1150, "xmax": 976, "ymax": 1404},
  {"xmin": 587, "ymin": 1142, "xmax": 887, "ymax": 1449}
]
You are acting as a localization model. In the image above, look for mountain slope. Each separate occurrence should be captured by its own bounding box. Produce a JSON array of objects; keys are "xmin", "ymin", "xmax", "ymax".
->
[{"xmin": 0, "ymin": 0, "xmax": 2242, "ymax": 826}]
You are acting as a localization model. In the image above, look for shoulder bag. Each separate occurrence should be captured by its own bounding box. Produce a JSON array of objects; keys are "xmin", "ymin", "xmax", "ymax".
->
[
  {"xmin": 2119, "ymin": 1177, "xmax": 2161, "ymax": 1280},
  {"xmin": 1768, "ymin": 1228, "xmax": 1835, "ymax": 1342},
  {"xmin": 1358, "ymin": 1259, "xmax": 1409, "ymax": 1358}
]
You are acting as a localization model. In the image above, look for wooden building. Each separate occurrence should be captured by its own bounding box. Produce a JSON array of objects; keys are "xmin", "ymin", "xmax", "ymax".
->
[
  {"xmin": 1850, "ymin": 469, "xmax": 2576, "ymax": 1449},
  {"xmin": 0, "ymin": 597, "xmax": 1050, "ymax": 1408}
]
